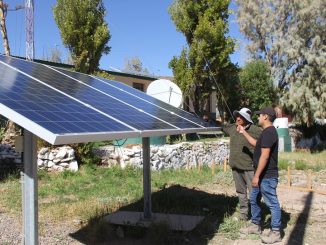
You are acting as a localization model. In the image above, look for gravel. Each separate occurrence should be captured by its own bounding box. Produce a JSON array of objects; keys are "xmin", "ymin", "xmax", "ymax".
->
[{"xmin": 0, "ymin": 212, "xmax": 82, "ymax": 244}]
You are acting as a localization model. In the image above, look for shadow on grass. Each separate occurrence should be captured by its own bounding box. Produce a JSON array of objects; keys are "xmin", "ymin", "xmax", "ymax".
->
[
  {"xmin": 70, "ymin": 184, "xmax": 238, "ymax": 245},
  {"xmin": 0, "ymin": 166, "xmax": 21, "ymax": 181},
  {"xmin": 258, "ymin": 201, "xmax": 291, "ymax": 236},
  {"xmin": 286, "ymin": 192, "xmax": 313, "ymax": 245}
]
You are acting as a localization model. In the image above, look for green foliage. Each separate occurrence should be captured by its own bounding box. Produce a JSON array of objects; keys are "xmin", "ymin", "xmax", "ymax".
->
[
  {"xmin": 239, "ymin": 60, "xmax": 276, "ymax": 113},
  {"xmin": 294, "ymin": 161, "xmax": 309, "ymax": 170},
  {"xmin": 168, "ymin": 0, "xmax": 235, "ymax": 114},
  {"xmin": 53, "ymin": 0, "xmax": 111, "ymax": 74},
  {"xmin": 278, "ymin": 159, "xmax": 291, "ymax": 171},
  {"xmin": 218, "ymin": 216, "xmax": 243, "ymax": 240},
  {"xmin": 71, "ymin": 142, "xmax": 101, "ymax": 165},
  {"xmin": 93, "ymin": 70, "xmax": 114, "ymax": 80},
  {"xmin": 236, "ymin": 0, "xmax": 326, "ymax": 126}
]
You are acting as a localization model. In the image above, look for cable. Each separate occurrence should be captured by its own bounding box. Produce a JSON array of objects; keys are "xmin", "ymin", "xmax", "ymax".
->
[{"xmin": 113, "ymin": 139, "xmax": 127, "ymax": 147}]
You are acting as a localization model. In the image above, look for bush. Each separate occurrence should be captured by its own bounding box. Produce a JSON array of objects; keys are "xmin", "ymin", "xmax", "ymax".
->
[{"xmin": 72, "ymin": 142, "xmax": 101, "ymax": 165}]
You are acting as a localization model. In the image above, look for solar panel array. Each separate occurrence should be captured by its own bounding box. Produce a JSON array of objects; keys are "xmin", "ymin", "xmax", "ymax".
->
[{"xmin": 0, "ymin": 55, "xmax": 220, "ymax": 145}]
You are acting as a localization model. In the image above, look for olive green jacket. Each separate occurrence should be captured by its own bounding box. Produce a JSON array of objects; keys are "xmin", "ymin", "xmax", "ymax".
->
[{"xmin": 223, "ymin": 124, "xmax": 262, "ymax": 171}]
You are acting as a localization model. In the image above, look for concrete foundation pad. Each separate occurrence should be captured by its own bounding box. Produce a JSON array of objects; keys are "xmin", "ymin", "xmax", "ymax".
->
[{"xmin": 104, "ymin": 211, "xmax": 204, "ymax": 231}]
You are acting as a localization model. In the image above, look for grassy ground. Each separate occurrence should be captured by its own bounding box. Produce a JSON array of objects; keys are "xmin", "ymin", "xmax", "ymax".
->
[
  {"xmin": 0, "ymin": 165, "xmax": 223, "ymax": 220},
  {"xmin": 0, "ymin": 165, "xmax": 241, "ymax": 244},
  {"xmin": 279, "ymin": 150, "xmax": 326, "ymax": 171},
  {"xmin": 1, "ymin": 150, "xmax": 325, "ymax": 244}
]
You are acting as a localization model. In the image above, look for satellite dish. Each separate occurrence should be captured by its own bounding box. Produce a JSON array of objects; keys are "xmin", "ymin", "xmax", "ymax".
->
[{"xmin": 147, "ymin": 79, "xmax": 183, "ymax": 108}]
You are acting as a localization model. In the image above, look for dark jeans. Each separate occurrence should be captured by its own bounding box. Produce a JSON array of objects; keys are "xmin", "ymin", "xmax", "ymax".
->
[
  {"xmin": 250, "ymin": 177, "xmax": 281, "ymax": 230},
  {"xmin": 232, "ymin": 169, "xmax": 254, "ymax": 218}
]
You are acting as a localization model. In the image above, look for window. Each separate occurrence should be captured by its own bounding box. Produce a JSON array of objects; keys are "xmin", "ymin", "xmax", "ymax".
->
[{"xmin": 132, "ymin": 82, "xmax": 144, "ymax": 91}]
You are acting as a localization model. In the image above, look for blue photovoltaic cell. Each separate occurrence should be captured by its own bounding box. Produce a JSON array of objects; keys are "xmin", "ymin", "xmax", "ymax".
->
[
  {"xmin": 0, "ymin": 56, "xmax": 176, "ymax": 131},
  {"xmin": 52, "ymin": 67, "xmax": 207, "ymax": 129},
  {"xmin": 92, "ymin": 75, "xmax": 207, "ymax": 126},
  {"xmin": 0, "ymin": 60, "xmax": 133, "ymax": 135}
]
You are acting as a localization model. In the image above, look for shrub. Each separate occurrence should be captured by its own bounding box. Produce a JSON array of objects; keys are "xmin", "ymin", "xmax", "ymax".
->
[{"xmin": 72, "ymin": 142, "xmax": 101, "ymax": 165}]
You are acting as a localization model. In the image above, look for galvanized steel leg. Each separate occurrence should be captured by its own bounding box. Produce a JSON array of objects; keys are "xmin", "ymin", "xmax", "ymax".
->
[
  {"xmin": 23, "ymin": 130, "xmax": 38, "ymax": 245},
  {"xmin": 142, "ymin": 137, "xmax": 152, "ymax": 219}
]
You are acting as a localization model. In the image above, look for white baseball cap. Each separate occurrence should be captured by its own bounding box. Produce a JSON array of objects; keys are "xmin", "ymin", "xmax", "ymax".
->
[{"xmin": 233, "ymin": 108, "xmax": 254, "ymax": 124}]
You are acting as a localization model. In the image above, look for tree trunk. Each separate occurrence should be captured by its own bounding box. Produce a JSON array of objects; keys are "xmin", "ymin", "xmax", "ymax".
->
[
  {"xmin": 1, "ymin": 120, "xmax": 17, "ymax": 145},
  {"xmin": 0, "ymin": 1, "xmax": 16, "ymax": 146},
  {"xmin": 0, "ymin": 1, "xmax": 10, "ymax": 56}
]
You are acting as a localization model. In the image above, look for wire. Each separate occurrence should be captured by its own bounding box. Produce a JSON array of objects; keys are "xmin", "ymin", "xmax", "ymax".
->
[
  {"xmin": 113, "ymin": 139, "xmax": 127, "ymax": 147},
  {"xmin": 200, "ymin": 51, "xmax": 235, "ymax": 122}
]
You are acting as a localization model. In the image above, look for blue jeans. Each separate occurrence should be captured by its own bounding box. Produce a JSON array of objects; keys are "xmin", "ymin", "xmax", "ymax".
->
[{"xmin": 250, "ymin": 177, "xmax": 281, "ymax": 230}]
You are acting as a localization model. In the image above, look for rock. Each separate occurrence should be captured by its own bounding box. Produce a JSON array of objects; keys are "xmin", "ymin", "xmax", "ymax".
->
[
  {"xmin": 132, "ymin": 145, "xmax": 141, "ymax": 154},
  {"xmin": 55, "ymin": 148, "xmax": 67, "ymax": 160},
  {"xmin": 130, "ymin": 158, "xmax": 141, "ymax": 165},
  {"xmin": 61, "ymin": 157, "xmax": 75, "ymax": 163},
  {"xmin": 53, "ymin": 158, "xmax": 61, "ymax": 163},
  {"xmin": 109, "ymin": 153, "xmax": 119, "ymax": 160},
  {"xmin": 122, "ymin": 155, "xmax": 130, "ymax": 161},
  {"xmin": 39, "ymin": 148, "xmax": 49, "ymax": 155},
  {"xmin": 48, "ymin": 152, "xmax": 54, "ymax": 161},
  {"xmin": 120, "ymin": 159, "xmax": 127, "ymax": 169},
  {"xmin": 53, "ymin": 165, "xmax": 65, "ymax": 172},
  {"xmin": 124, "ymin": 149, "xmax": 134, "ymax": 157},
  {"xmin": 68, "ymin": 161, "xmax": 78, "ymax": 172},
  {"xmin": 67, "ymin": 149, "xmax": 75, "ymax": 158},
  {"xmin": 37, "ymin": 159, "xmax": 44, "ymax": 167},
  {"xmin": 39, "ymin": 152, "xmax": 49, "ymax": 160},
  {"xmin": 47, "ymin": 161, "xmax": 55, "ymax": 168},
  {"xmin": 59, "ymin": 163, "xmax": 69, "ymax": 168}
]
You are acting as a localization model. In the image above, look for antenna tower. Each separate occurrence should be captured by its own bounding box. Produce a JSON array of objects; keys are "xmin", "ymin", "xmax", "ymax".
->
[{"xmin": 25, "ymin": 0, "xmax": 33, "ymax": 60}]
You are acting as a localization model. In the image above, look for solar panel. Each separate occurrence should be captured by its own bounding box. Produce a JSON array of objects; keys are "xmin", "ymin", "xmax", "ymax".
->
[
  {"xmin": 51, "ymin": 67, "xmax": 206, "ymax": 129},
  {"xmin": 0, "ymin": 55, "xmax": 220, "ymax": 145},
  {"xmin": 81, "ymin": 70, "xmax": 205, "ymax": 126}
]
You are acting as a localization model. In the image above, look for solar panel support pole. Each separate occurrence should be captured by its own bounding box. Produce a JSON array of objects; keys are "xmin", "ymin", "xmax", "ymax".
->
[
  {"xmin": 142, "ymin": 137, "xmax": 152, "ymax": 219},
  {"xmin": 23, "ymin": 129, "xmax": 38, "ymax": 245}
]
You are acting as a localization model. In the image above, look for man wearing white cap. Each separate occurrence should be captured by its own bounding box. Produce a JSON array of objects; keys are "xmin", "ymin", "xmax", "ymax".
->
[{"xmin": 223, "ymin": 108, "xmax": 262, "ymax": 220}]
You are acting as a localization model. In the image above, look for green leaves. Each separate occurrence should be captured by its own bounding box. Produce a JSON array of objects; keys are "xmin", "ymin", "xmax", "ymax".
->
[
  {"xmin": 53, "ymin": 0, "xmax": 111, "ymax": 74},
  {"xmin": 239, "ymin": 60, "xmax": 276, "ymax": 114},
  {"xmin": 168, "ymin": 0, "xmax": 235, "ymax": 114},
  {"xmin": 236, "ymin": 0, "xmax": 326, "ymax": 125}
]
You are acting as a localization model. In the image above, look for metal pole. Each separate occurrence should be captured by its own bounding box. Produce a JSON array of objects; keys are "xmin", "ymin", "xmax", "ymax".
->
[
  {"xmin": 142, "ymin": 137, "xmax": 152, "ymax": 219},
  {"xmin": 23, "ymin": 129, "xmax": 38, "ymax": 245}
]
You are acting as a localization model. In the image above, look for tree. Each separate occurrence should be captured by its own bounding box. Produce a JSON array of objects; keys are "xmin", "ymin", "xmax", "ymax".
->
[
  {"xmin": 53, "ymin": 0, "xmax": 111, "ymax": 74},
  {"xmin": 0, "ymin": 1, "xmax": 9, "ymax": 56},
  {"xmin": 0, "ymin": 0, "xmax": 18, "ymax": 145},
  {"xmin": 123, "ymin": 56, "xmax": 150, "ymax": 75},
  {"xmin": 43, "ymin": 46, "xmax": 63, "ymax": 63},
  {"xmin": 168, "ymin": 0, "xmax": 235, "ymax": 115},
  {"xmin": 239, "ymin": 60, "xmax": 276, "ymax": 114},
  {"xmin": 236, "ymin": 0, "xmax": 326, "ymax": 125}
]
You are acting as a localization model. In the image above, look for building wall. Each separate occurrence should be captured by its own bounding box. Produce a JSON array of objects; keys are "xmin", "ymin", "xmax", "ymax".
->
[{"xmin": 111, "ymin": 74, "xmax": 154, "ymax": 92}]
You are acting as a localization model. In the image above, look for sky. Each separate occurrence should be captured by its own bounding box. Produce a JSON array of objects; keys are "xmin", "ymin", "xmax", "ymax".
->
[{"xmin": 2, "ymin": 0, "xmax": 247, "ymax": 76}]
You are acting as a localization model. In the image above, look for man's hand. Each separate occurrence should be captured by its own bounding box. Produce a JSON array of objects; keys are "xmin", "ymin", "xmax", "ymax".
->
[
  {"xmin": 252, "ymin": 176, "xmax": 259, "ymax": 187},
  {"xmin": 237, "ymin": 125, "xmax": 245, "ymax": 134}
]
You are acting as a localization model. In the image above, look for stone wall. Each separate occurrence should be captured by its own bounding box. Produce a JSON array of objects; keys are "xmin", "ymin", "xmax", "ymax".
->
[
  {"xmin": 37, "ymin": 146, "xmax": 78, "ymax": 172},
  {"xmin": 93, "ymin": 140, "xmax": 230, "ymax": 171},
  {"xmin": 0, "ymin": 140, "xmax": 230, "ymax": 172}
]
